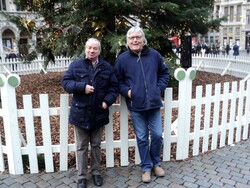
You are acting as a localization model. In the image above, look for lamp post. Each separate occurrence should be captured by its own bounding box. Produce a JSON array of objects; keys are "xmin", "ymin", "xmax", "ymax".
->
[{"xmin": 180, "ymin": 32, "xmax": 192, "ymax": 69}]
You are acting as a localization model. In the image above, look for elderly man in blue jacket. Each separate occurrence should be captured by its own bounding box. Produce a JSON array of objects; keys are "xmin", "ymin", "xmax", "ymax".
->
[
  {"xmin": 115, "ymin": 26, "xmax": 170, "ymax": 183},
  {"xmin": 61, "ymin": 38, "xmax": 118, "ymax": 188}
]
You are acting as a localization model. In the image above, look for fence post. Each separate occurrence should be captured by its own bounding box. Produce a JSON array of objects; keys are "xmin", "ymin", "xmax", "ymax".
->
[
  {"xmin": 174, "ymin": 68, "xmax": 196, "ymax": 160},
  {"xmin": 0, "ymin": 73, "xmax": 23, "ymax": 174}
]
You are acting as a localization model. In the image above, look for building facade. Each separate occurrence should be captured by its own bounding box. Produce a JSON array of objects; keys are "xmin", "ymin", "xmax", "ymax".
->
[
  {"xmin": 207, "ymin": 0, "xmax": 250, "ymax": 50},
  {"xmin": 0, "ymin": 0, "xmax": 44, "ymax": 59}
]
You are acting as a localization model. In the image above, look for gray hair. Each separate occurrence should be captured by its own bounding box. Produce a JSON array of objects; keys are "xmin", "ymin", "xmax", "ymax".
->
[
  {"xmin": 85, "ymin": 38, "xmax": 101, "ymax": 52},
  {"xmin": 126, "ymin": 26, "xmax": 148, "ymax": 46}
]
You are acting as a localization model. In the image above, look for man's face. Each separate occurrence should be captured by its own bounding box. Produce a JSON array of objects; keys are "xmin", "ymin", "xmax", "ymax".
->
[
  {"xmin": 85, "ymin": 41, "xmax": 100, "ymax": 61},
  {"xmin": 127, "ymin": 31, "xmax": 144, "ymax": 53}
]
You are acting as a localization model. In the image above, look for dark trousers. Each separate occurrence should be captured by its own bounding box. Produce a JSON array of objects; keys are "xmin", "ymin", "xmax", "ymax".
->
[{"xmin": 74, "ymin": 125, "xmax": 104, "ymax": 180}]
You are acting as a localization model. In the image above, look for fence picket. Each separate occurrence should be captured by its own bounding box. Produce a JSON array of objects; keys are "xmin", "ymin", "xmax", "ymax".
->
[
  {"xmin": 228, "ymin": 82, "xmax": 237, "ymax": 145},
  {"xmin": 59, "ymin": 94, "xmax": 69, "ymax": 171},
  {"xmin": 105, "ymin": 108, "xmax": 114, "ymax": 167},
  {"xmin": 219, "ymin": 82, "xmax": 229, "ymax": 147},
  {"xmin": 163, "ymin": 88, "xmax": 173, "ymax": 161},
  {"xmin": 0, "ymin": 124, "xmax": 4, "ymax": 171},
  {"xmin": 243, "ymin": 80, "xmax": 250, "ymax": 139},
  {"xmin": 236, "ymin": 81, "xmax": 244, "ymax": 142},
  {"xmin": 120, "ymin": 97, "xmax": 129, "ymax": 166},
  {"xmin": 211, "ymin": 83, "xmax": 221, "ymax": 150},
  {"xmin": 39, "ymin": 94, "xmax": 54, "ymax": 172},
  {"xmin": 203, "ymin": 84, "xmax": 212, "ymax": 153},
  {"xmin": 1, "ymin": 74, "xmax": 23, "ymax": 174},
  {"xmin": 23, "ymin": 95, "xmax": 39, "ymax": 173},
  {"xmin": 193, "ymin": 86, "xmax": 203, "ymax": 156}
]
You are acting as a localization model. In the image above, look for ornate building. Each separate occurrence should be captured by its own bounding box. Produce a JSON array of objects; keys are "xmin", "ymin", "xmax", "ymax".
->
[
  {"xmin": 207, "ymin": 0, "xmax": 250, "ymax": 50},
  {"xmin": 0, "ymin": 0, "xmax": 43, "ymax": 59}
]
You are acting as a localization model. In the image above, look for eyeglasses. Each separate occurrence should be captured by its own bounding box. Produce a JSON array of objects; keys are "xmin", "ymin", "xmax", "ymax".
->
[{"xmin": 128, "ymin": 36, "xmax": 143, "ymax": 40}]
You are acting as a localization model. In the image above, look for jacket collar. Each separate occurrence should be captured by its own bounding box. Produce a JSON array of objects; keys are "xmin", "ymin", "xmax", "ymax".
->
[
  {"xmin": 83, "ymin": 56, "xmax": 101, "ymax": 64},
  {"xmin": 128, "ymin": 45, "xmax": 149, "ymax": 56}
]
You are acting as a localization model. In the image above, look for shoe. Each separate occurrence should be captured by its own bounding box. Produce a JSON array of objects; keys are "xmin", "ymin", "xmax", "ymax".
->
[
  {"xmin": 77, "ymin": 179, "xmax": 87, "ymax": 188},
  {"xmin": 142, "ymin": 171, "xmax": 151, "ymax": 183},
  {"xmin": 92, "ymin": 174, "xmax": 103, "ymax": 186},
  {"xmin": 153, "ymin": 165, "xmax": 165, "ymax": 177}
]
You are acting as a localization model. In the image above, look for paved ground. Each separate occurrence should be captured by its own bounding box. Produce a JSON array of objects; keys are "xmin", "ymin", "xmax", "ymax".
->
[{"xmin": 0, "ymin": 139, "xmax": 250, "ymax": 188}]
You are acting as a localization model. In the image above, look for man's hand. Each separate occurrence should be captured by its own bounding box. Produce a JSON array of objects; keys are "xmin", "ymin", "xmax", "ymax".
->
[
  {"xmin": 128, "ymin": 89, "xmax": 131, "ymax": 98},
  {"xmin": 102, "ymin": 102, "xmax": 108, "ymax": 109},
  {"xmin": 85, "ymin": 84, "xmax": 95, "ymax": 94}
]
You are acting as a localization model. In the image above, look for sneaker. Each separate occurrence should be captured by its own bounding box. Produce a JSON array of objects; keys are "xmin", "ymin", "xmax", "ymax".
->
[
  {"xmin": 153, "ymin": 166, "xmax": 165, "ymax": 177},
  {"xmin": 142, "ymin": 171, "xmax": 151, "ymax": 183}
]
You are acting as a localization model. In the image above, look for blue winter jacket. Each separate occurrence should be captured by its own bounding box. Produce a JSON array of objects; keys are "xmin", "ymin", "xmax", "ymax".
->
[
  {"xmin": 115, "ymin": 46, "xmax": 170, "ymax": 111},
  {"xmin": 61, "ymin": 56, "xmax": 118, "ymax": 130}
]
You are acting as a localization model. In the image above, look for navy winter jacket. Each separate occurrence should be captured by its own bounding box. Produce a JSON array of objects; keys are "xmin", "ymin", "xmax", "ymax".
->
[
  {"xmin": 115, "ymin": 46, "xmax": 170, "ymax": 111},
  {"xmin": 61, "ymin": 57, "xmax": 118, "ymax": 130}
]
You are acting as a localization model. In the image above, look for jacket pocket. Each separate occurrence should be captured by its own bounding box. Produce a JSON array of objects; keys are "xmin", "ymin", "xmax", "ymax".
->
[
  {"xmin": 97, "ymin": 74, "xmax": 110, "ymax": 89},
  {"xmin": 76, "ymin": 72, "xmax": 89, "ymax": 82},
  {"xmin": 70, "ymin": 104, "xmax": 87, "ymax": 124}
]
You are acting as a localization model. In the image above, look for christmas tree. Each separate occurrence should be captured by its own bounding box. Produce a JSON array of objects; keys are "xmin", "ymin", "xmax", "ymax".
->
[{"xmin": 8, "ymin": 0, "xmax": 223, "ymax": 66}]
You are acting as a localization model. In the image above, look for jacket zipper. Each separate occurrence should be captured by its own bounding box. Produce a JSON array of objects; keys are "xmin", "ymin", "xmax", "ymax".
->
[{"xmin": 138, "ymin": 53, "xmax": 149, "ymax": 108}]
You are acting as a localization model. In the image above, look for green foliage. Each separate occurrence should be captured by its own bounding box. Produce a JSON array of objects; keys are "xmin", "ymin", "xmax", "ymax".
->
[
  {"xmin": 164, "ymin": 55, "xmax": 180, "ymax": 88},
  {"xmin": 20, "ymin": 50, "xmax": 37, "ymax": 63},
  {"xmin": 8, "ymin": 0, "xmax": 221, "ymax": 65}
]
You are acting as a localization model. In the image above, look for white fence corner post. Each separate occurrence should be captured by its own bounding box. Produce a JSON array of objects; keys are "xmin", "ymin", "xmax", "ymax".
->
[
  {"xmin": 0, "ymin": 73, "xmax": 23, "ymax": 174},
  {"xmin": 174, "ymin": 68, "xmax": 196, "ymax": 160}
]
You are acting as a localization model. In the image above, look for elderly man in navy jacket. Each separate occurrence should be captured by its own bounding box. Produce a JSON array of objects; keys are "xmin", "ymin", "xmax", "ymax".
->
[
  {"xmin": 61, "ymin": 38, "xmax": 118, "ymax": 188},
  {"xmin": 115, "ymin": 26, "xmax": 170, "ymax": 183}
]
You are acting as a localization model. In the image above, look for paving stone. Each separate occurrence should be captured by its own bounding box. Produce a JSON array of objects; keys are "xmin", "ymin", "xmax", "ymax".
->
[
  {"xmin": 220, "ymin": 178, "xmax": 236, "ymax": 186},
  {"xmin": 22, "ymin": 182, "xmax": 37, "ymax": 188},
  {"xmin": 183, "ymin": 182, "xmax": 199, "ymax": 188},
  {"xmin": 1, "ymin": 140, "xmax": 250, "ymax": 187},
  {"xmin": 195, "ymin": 179, "xmax": 212, "ymax": 187},
  {"xmin": 231, "ymin": 176, "xmax": 249, "ymax": 184},
  {"xmin": 235, "ymin": 182, "xmax": 250, "ymax": 188},
  {"xmin": 182, "ymin": 175, "xmax": 196, "ymax": 183},
  {"xmin": 209, "ymin": 178, "xmax": 224, "ymax": 187}
]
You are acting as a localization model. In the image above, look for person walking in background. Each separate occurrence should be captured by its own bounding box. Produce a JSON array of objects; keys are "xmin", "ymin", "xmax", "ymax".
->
[
  {"xmin": 247, "ymin": 43, "xmax": 250, "ymax": 55},
  {"xmin": 226, "ymin": 43, "xmax": 230, "ymax": 55},
  {"xmin": 61, "ymin": 38, "xmax": 118, "ymax": 188},
  {"xmin": 221, "ymin": 45, "xmax": 226, "ymax": 56},
  {"xmin": 115, "ymin": 26, "xmax": 170, "ymax": 183},
  {"xmin": 233, "ymin": 43, "xmax": 239, "ymax": 58}
]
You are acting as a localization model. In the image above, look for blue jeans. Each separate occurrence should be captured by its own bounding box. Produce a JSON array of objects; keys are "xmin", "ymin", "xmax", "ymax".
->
[{"xmin": 130, "ymin": 108, "xmax": 163, "ymax": 172}]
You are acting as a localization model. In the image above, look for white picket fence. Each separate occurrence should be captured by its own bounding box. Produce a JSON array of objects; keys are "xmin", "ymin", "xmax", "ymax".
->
[
  {"xmin": 0, "ymin": 56, "xmax": 71, "ymax": 75},
  {"xmin": 192, "ymin": 52, "xmax": 250, "ymax": 80},
  {"xmin": 0, "ymin": 55, "xmax": 250, "ymax": 175}
]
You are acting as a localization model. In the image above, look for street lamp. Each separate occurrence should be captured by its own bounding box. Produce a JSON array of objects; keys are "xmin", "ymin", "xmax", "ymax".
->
[{"xmin": 180, "ymin": 32, "xmax": 192, "ymax": 69}]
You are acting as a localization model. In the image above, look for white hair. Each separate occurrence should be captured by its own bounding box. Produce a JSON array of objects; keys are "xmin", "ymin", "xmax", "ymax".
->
[
  {"xmin": 126, "ymin": 26, "xmax": 148, "ymax": 46},
  {"xmin": 85, "ymin": 38, "xmax": 101, "ymax": 52}
]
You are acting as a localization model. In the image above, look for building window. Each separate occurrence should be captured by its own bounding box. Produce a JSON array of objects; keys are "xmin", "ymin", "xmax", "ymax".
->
[
  {"xmin": 230, "ymin": 6, "xmax": 234, "ymax": 22},
  {"xmin": 0, "ymin": 0, "xmax": 6, "ymax": 10},
  {"xmin": 224, "ymin": 7, "xmax": 228, "ymax": 21},
  {"xmin": 247, "ymin": 9, "xmax": 250, "ymax": 25},
  {"xmin": 229, "ymin": 27, "xmax": 233, "ymax": 34},
  {"xmin": 236, "ymin": 5, "xmax": 241, "ymax": 22},
  {"xmin": 216, "ymin": 5, "xmax": 220, "ymax": 19},
  {"xmin": 223, "ymin": 28, "xmax": 227, "ymax": 36},
  {"xmin": 235, "ymin": 27, "xmax": 240, "ymax": 35},
  {"xmin": 3, "ymin": 38, "xmax": 12, "ymax": 50},
  {"xmin": 16, "ymin": 5, "xmax": 25, "ymax": 11}
]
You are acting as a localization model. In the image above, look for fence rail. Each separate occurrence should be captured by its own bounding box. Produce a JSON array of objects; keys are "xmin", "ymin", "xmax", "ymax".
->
[
  {"xmin": 0, "ymin": 56, "xmax": 71, "ymax": 75},
  {"xmin": 192, "ymin": 52, "xmax": 250, "ymax": 80},
  {"xmin": 0, "ymin": 56, "xmax": 250, "ymax": 175}
]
